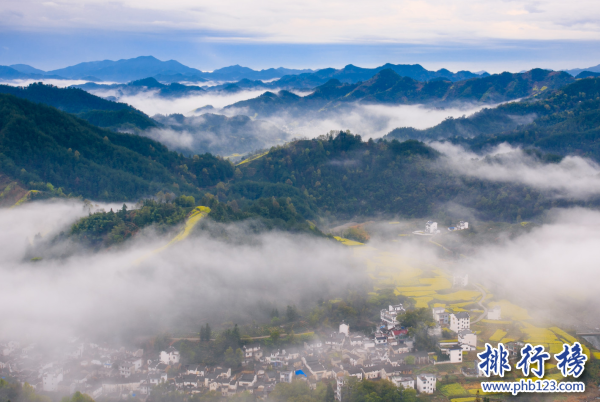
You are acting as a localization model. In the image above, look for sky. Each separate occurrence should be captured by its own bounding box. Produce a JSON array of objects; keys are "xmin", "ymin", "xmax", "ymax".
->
[{"xmin": 1, "ymin": 0, "xmax": 600, "ymax": 72}]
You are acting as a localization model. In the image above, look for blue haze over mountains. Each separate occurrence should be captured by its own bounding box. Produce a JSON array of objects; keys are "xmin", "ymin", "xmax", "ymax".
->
[{"xmin": 2, "ymin": 55, "xmax": 491, "ymax": 84}]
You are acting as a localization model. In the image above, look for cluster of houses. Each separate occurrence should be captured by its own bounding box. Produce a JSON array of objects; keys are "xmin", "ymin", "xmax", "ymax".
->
[
  {"xmin": 413, "ymin": 220, "xmax": 469, "ymax": 235},
  {"xmin": 3, "ymin": 300, "xmax": 504, "ymax": 400},
  {"xmin": 448, "ymin": 221, "xmax": 469, "ymax": 231}
]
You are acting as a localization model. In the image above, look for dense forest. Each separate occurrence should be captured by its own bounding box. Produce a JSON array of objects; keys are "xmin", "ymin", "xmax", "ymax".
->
[
  {"xmin": 5, "ymin": 76, "xmax": 600, "ymax": 243},
  {"xmin": 225, "ymin": 132, "xmax": 595, "ymax": 223},
  {"xmin": 0, "ymin": 83, "xmax": 158, "ymax": 130},
  {"xmin": 0, "ymin": 94, "xmax": 233, "ymax": 200},
  {"xmin": 385, "ymin": 77, "xmax": 600, "ymax": 162}
]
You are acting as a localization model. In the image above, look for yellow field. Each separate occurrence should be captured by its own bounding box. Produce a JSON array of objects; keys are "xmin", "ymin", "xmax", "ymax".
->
[
  {"xmin": 236, "ymin": 151, "xmax": 268, "ymax": 166},
  {"xmin": 440, "ymin": 383, "xmax": 468, "ymax": 397},
  {"xmin": 593, "ymin": 351, "xmax": 600, "ymax": 359},
  {"xmin": 135, "ymin": 206, "xmax": 211, "ymax": 264},
  {"xmin": 414, "ymin": 297, "xmax": 433, "ymax": 308},
  {"xmin": 481, "ymin": 319, "xmax": 513, "ymax": 325},
  {"xmin": 549, "ymin": 327, "xmax": 577, "ymax": 343},
  {"xmin": 489, "ymin": 300, "xmax": 530, "ymax": 321},
  {"xmin": 333, "ymin": 236, "xmax": 364, "ymax": 246},
  {"xmin": 489, "ymin": 330, "xmax": 507, "ymax": 342},
  {"xmin": 434, "ymin": 290, "xmax": 481, "ymax": 301}
]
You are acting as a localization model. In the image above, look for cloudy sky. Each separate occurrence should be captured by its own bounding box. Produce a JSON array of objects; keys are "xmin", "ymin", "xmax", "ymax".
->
[{"xmin": 1, "ymin": 0, "xmax": 600, "ymax": 72}]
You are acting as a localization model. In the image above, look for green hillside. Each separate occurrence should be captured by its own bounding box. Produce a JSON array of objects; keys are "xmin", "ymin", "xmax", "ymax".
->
[
  {"xmin": 385, "ymin": 77, "xmax": 600, "ymax": 162},
  {"xmin": 0, "ymin": 93, "xmax": 233, "ymax": 200},
  {"xmin": 0, "ymin": 83, "xmax": 157, "ymax": 130}
]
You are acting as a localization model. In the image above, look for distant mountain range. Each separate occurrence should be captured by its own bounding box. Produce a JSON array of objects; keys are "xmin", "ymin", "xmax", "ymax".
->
[
  {"xmin": 225, "ymin": 68, "xmax": 573, "ymax": 117},
  {"xmin": 384, "ymin": 77, "xmax": 600, "ymax": 163},
  {"xmin": 564, "ymin": 63, "xmax": 600, "ymax": 76},
  {"xmin": 2, "ymin": 56, "xmax": 487, "ymax": 86}
]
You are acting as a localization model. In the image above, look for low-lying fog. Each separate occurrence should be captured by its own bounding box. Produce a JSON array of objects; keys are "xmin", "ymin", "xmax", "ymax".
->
[
  {"xmin": 432, "ymin": 142, "xmax": 600, "ymax": 199},
  {"xmin": 3, "ymin": 197, "xmax": 600, "ymax": 345},
  {"xmin": 0, "ymin": 200, "xmax": 363, "ymax": 343},
  {"xmin": 1, "ymin": 79, "xmax": 119, "ymax": 88}
]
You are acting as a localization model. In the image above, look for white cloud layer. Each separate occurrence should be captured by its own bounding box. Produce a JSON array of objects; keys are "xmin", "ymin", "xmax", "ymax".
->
[
  {"xmin": 262, "ymin": 103, "xmax": 491, "ymax": 139},
  {"xmin": 432, "ymin": 142, "xmax": 600, "ymax": 199},
  {"xmin": 0, "ymin": 200, "xmax": 362, "ymax": 342},
  {"xmin": 1, "ymin": 0, "xmax": 599, "ymax": 43}
]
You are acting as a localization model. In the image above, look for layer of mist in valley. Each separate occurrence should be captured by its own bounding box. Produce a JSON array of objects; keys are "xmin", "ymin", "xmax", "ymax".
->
[
  {"xmin": 4, "ymin": 197, "xmax": 600, "ymax": 350},
  {"xmin": 432, "ymin": 142, "xmax": 600, "ymax": 199}
]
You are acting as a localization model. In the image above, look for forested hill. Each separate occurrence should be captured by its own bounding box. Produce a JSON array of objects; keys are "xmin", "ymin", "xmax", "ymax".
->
[
  {"xmin": 0, "ymin": 83, "xmax": 134, "ymax": 114},
  {"xmin": 0, "ymin": 83, "xmax": 158, "ymax": 130},
  {"xmin": 0, "ymin": 94, "xmax": 234, "ymax": 200},
  {"xmin": 213, "ymin": 132, "xmax": 596, "ymax": 223},
  {"xmin": 226, "ymin": 68, "xmax": 573, "ymax": 117},
  {"xmin": 385, "ymin": 77, "xmax": 600, "ymax": 162}
]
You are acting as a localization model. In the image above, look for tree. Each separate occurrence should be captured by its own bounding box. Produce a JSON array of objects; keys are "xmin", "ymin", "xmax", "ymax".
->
[
  {"xmin": 200, "ymin": 323, "xmax": 211, "ymax": 341},
  {"xmin": 286, "ymin": 305, "xmax": 298, "ymax": 322},
  {"xmin": 224, "ymin": 347, "xmax": 243, "ymax": 367},
  {"xmin": 325, "ymin": 382, "xmax": 335, "ymax": 402},
  {"xmin": 270, "ymin": 329, "xmax": 281, "ymax": 344}
]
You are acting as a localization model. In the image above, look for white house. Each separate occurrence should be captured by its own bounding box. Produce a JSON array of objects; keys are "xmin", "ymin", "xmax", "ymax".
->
[
  {"xmin": 458, "ymin": 329, "xmax": 477, "ymax": 351},
  {"xmin": 380, "ymin": 304, "xmax": 405, "ymax": 329},
  {"xmin": 432, "ymin": 307, "xmax": 449, "ymax": 325},
  {"xmin": 453, "ymin": 274, "xmax": 468, "ymax": 287},
  {"xmin": 160, "ymin": 347, "xmax": 180, "ymax": 365},
  {"xmin": 339, "ymin": 322, "xmax": 350, "ymax": 337},
  {"xmin": 416, "ymin": 374, "xmax": 436, "ymax": 394},
  {"xmin": 43, "ymin": 370, "xmax": 63, "ymax": 392},
  {"xmin": 242, "ymin": 344, "xmax": 262, "ymax": 361},
  {"xmin": 448, "ymin": 346, "xmax": 463, "ymax": 363},
  {"xmin": 391, "ymin": 376, "xmax": 414, "ymax": 390},
  {"xmin": 425, "ymin": 221, "xmax": 439, "ymax": 234},
  {"xmin": 458, "ymin": 221, "xmax": 469, "ymax": 230},
  {"xmin": 487, "ymin": 305, "xmax": 501, "ymax": 320},
  {"xmin": 449, "ymin": 312, "xmax": 470, "ymax": 333},
  {"xmin": 280, "ymin": 371, "xmax": 293, "ymax": 383}
]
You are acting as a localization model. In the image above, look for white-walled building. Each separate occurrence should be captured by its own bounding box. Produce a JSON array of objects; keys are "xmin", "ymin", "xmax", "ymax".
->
[
  {"xmin": 391, "ymin": 376, "xmax": 414, "ymax": 390},
  {"xmin": 380, "ymin": 304, "xmax": 405, "ymax": 329},
  {"xmin": 426, "ymin": 221, "xmax": 439, "ymax": 234},
  {"xmin": 416, "ymin": 374, "xmax": 436, "ymax": 394},
  {"xmin": 450, "ymin": 312, "xmax": 470, "ymax": 333},
  {"xmin": 458, "ymin": 329, "xmax": 477, "ymax": 351},
  {"xmin": 339, "ymin": 322, "xmax": 350, "ymax": 337},
  {"xmin": 43, "ymin": 369, "xmax": 63, "ymax": 392},
  {"xmin": 160, "ymin": 347, "xmax": 180, "ymax": 365},
  {"xmin": 432, "ymin": 307, "xmax": 449, "ymax": 325},
  {"xmin": 448, "ymin": 346, "xmax": 463, "ymax": 363},
  {"xmin": 487, "ymin": 305, "xmax": 502, "ymax": 320},
  {"xmin": 280, "ymin": 371, "xmax": 293, "ymax": 383}
]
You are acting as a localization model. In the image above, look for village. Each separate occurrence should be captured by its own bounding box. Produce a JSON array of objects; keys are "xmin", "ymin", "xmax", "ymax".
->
[{"xmin": 0, "ymin": 276, "xmax": 512, "ymax": 402}]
